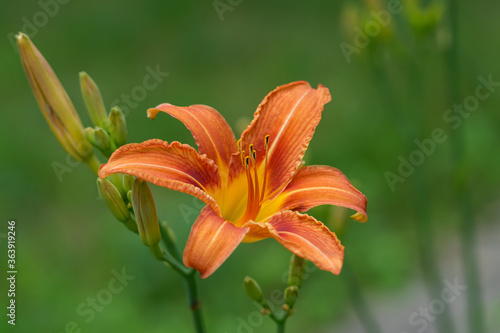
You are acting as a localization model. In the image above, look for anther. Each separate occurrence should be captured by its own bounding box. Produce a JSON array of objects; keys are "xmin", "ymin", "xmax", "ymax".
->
[{"xmin": 237, "ymin": 139, "xmax": 244, "ymax": 152}]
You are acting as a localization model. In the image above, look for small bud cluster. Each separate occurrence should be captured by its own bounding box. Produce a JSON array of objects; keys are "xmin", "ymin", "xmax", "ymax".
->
[
  {"xmin": 80, "ymin": 72, "xmax": 128, "ymax": 158},
  {"xmin": 17, "ymin": 33, "xmax": 166, "ymax": 262},
  {"xmin": 242, "ymin": 254, "xmax": 308, "ymax": 326}
]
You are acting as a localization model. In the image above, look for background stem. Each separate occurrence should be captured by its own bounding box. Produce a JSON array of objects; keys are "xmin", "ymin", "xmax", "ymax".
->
[
  {"xmin": 184, "ymin": 271, "xmax": 207, "ymax": 333},
  {"xmin": 342, "ymin": 261, "xmax": 383, "ymax": 333},
  {"xmin": 445, "ymin": 1, "xmax": 485, "ymax": 332}
]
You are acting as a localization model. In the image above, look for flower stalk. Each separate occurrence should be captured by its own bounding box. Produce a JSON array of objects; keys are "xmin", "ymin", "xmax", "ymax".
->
[{"xmin": 445, "ymin": 1, "xmax": 485, "ymax": 331}]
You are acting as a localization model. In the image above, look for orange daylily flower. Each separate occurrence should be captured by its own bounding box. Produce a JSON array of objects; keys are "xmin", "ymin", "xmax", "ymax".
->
[{"xmin": 98, "ymin": 81, "xmax": 367, "ymax": 278}]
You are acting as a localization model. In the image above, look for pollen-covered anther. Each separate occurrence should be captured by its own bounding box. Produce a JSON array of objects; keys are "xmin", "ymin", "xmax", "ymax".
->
[{"xmin": 237, "ymin": 139, "xmax": 243, "ymax": 153}]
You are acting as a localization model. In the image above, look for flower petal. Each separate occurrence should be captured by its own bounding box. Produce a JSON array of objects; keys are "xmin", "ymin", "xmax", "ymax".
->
[
  {"xmin": 238, "ymin": 81, "xmax": 331, "ymax": 199},
  {"xmin": 184, "ymin": 206, "xmax": 249, "ymax": 278},
  {"xmin": 98, "ymin": 139, "xmax": 221, "ymax": 215},
  {"xmin": 268, "ymin": 165, "xmax": 367, "ymax": 222},
  {"xmin": 148, "ymin": 104, "xmax": 237, "ymax": 175},
  {"xmin": 243, "ymin": 211, "xmax": 344, "ymax": 274}
]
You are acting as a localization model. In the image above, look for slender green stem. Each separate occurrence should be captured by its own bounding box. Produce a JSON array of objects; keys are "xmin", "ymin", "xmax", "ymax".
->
[
  {"xmin": 184, "ymin": 270, "xmax": 207, "ymax": 333},
  {"xmin": 276, "ymin": 320, "xmax": 286, "ymax": 333},
  {"xmin": 270, "ymin": 311, "xmax": 288, "ymax": 333},
  {"xmin": 158, "ymin": 223, "xmax": 206, "ymax": 333},
  {"xmin": 159, "ymin": 252, "xmax": 191, "ymax": 277},
  {"xmin": 160, "ymin": 222, "xmax": 182, "ymax": 261},
  {"xmin": 85, "ymin": 154, "xmax": 101, "ymax": 174},
  {"xmin": 445, "ymin": 1, "xmax": 485, "ymax": 332}
]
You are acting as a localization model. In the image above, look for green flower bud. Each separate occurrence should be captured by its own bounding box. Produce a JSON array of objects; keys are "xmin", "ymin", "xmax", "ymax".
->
[
  {"xmin": 288, "ymin": 255, "xmax": 306, "ymax": 289},
  {"xmin": 84, "ymin": 127, "xmax": 97, "ymax": 146},
  {"xmin": 109, "ymin": 106, "xmax": 127, "ymax": 147},
  {"xmin": 243, "ymin": 276, "xmax": 264, "ymax": 304},
  {"xmin": 284, "ymin": 286, "xmax": 299, "ymax": 309},
  {"xmin": 97, "ymin": 178, "xmax": 130, "ymax": 223},
  {"xmin": 107, "ymin": 173, "xmax": 125, "ymax": 198},
  {"xmin": 131, "ymin": 178, "xmax": 161, "ymax": 247},
  {"xmin": 122, "ymin": 174, "xmax": 135, "ymax": 194},
  {"xmin": 79, "ymin": 72, "xmax": 109, "ymax": 131},
  {"xmin": 16, "ymin": 33, "xmax": 98, "ymax": 169},
  {"xmin": 93, "ymin": 127, "xmax": 113, "ymax": 156}
]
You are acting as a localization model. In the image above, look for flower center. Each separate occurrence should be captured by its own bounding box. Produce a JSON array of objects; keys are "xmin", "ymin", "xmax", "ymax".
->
[{"xmin": 234, "ymin": 135, "xmax": 269, "ymax": 226}]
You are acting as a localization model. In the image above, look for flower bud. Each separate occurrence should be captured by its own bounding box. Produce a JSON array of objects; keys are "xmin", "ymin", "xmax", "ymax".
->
[
  {"xmin": 243, "ymin": 276, "xmax": 264, "ymax": 304},
  {"xmin": 93, "ymin": 127, "xmax": 113, "ymax": 156},
  {"xmin": 107, "ymin": 173, "xmax": 125, "ymax": 197},
  {"xmin": 84, "ymin": 127, "xmax": 97, "ymax": 146},
  {"xmin": 122, "ymin": 174, "xmax": 135, "ymax": 194},
  {"xmin": 109, "ymin": 106, "xmax": 127, "ymax": 147},
  {"xmin": 17, "ymin": 33, "xmax": 95, "ymax": 164},
  {"xmin": 288, "ymin": 254, "xmax": 306, "ymax": 289},
  {"xmin": 284, "ymin": 286, "xmax": 299, "ymax": 309},
  {"xmin": 131, "ymin": 178, "xmax": 161, "ymax": 247},
  {"xmin": 79, "ymin": 72, "xmax": 109, "ymax": 131},
  {"xmin": 97, "ymin": 178, "xmax": 130, "ymax": 223}
]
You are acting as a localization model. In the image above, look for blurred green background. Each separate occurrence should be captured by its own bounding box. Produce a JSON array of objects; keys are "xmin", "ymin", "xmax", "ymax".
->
[{"xmin": 1, "ymin": 0, "xmax": 499, "ymax": 332}]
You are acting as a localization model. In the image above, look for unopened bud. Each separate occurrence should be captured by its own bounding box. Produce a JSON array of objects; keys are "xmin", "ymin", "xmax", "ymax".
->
[
  {"xmin": 93, "ymin": 127, "xmax": 113, "ymax": 156},
  {"xmin": 97, "ymin": 178, "xmax": 130, "ymax": 223},
  {"xmin": 243, "ymin": 276, "xmax": 264, "ymax": 304},
  {"xmin": 288, "ymin": 254, "xmax": 306, "ymax": 289},
  {"xmin": 109, "ymin": 106, "xmax": 127, "ymax": 147},
  {"xmin": 131, "ymin": 178, "xmax": 161, "ymax": 247},
  {"xmin": 85, "ymin": 127, "xmax": 97, "ymax": 146},
  {"xmin": 284, "ymin": 286, "xmax": 299, "ymax": 309},
  {"xmin": 17, "ymin": 33, "xmax": 96, "ymax": 165},
  {"xmin": 107, "ymin": 173, "xmax": 125, "ymax": 197},
  {"xmin": 122, "ymin": 174, "xmax": 135, "ymax": 193},
  {"xmin": 80, "ymin": 72, "xmax": 109, "ymax": 131}
]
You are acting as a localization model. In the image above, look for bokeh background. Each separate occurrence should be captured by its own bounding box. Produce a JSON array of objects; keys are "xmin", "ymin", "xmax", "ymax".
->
[{"xmin": 1, "ymin": 0, "xmax": 499, "ymax": 332}]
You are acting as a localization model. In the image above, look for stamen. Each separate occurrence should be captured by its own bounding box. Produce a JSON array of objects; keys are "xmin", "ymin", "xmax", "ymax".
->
[
  {"xmin": 240, "ymin": 151, "xmax": 245, "ymax": 166},
  {"xmin": 244, "ymin": 156, "xmax": 255, "ymax": 220},
  {"xmin": 237, "ymin": 139, "xmax": 243, "ymax": 153},
  {"xmin": 251, "ymin": 150, "xmax": 259, "ymax": 208},
  {"xmin": 237, "ymin": 136, "xmax": 272, "ymax": 224},
  {"xmin": 260, "ymin": 135, "xmax": 270, "ymax": 202}
]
